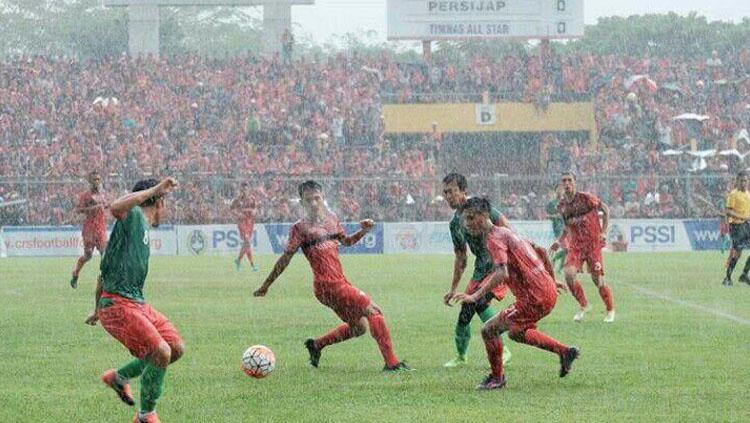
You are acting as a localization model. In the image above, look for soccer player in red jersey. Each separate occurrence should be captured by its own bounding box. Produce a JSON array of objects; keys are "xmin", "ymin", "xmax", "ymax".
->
[
  {"xmin": 453, "ymin": 197, "xmax": 578, "ymax": 390},
  {"xmin": 70, "ymin": 171, "xmax": 109, "ymax": 289},
  {"xmin": 253, "ymin": 180, "xmax": 410, "ymax": 372},
  {"xmin": 231, "ymin": 184, "xmax": 258, "ymax": 271},
  {"xmin": 549, "ymin": 172, "xmax": 615, "ymax": 323}
]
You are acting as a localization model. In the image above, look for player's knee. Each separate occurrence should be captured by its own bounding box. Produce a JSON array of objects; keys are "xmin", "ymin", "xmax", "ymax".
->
[
  {"xmin": 508, "ymin": 330, "xmax": 526, "ymax": 343},
  {"xmin": 169, "ymin": 341, "xmax": 185, "ymax": 363},
  {"xmin": 480, "ymin": 322, "xmax": 502, "ymax": 340},
  {"xmin": 151, "ymin": 342, "xmax": 172, "ymax": 367},
  {"xmin": 563, "ymin": 268, "xmax": 576, "ymax": 281},
  {"xmin": 352, "ymin": 320, "xmax": 367, "ymax": 337},
  {"xmin": 82, "ymin": 252, "xmax": 93, "ymax": 261}
]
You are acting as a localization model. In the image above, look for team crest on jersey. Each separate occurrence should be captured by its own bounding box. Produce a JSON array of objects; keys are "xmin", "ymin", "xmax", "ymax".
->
[{"xmin": 188, "ymin": 230, "xmax": 207, "ymax": 255}]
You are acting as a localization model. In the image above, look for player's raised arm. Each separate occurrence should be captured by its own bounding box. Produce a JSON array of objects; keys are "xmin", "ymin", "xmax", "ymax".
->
[
  {"xmin": 253, "ymin": 251, "xmax": 295, "ymax": 297},
  {"xmin": 109, "ymin": 177, "xmax": 178, "ymax": 220},
  {"xmin": 339, "ymin": 219, "xmax": 374, "ymax": 246}
]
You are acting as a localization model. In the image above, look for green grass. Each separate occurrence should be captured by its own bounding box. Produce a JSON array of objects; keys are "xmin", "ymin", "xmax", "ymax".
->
[{"xmin": 1, "ymin": 252, "xmax": 749, "ymax": 422}]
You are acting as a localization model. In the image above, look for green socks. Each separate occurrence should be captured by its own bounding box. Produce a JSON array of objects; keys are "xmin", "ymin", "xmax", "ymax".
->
[
  {"xmin": 478, "ymin": 306, "xmax": 497, "ymax": 323},
  {"xmin": 117, "ymin": 359, "xmax": 147, "ymax": 380},
  {"xmin": 140, "ymin": 364, "xmax": 167, "ymax": 413},
  {"xmin": 454, "ymin": 322, "xmax": 471, "ymax": 357}
]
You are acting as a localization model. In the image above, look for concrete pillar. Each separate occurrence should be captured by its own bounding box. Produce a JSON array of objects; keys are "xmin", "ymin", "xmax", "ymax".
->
[
  {"xmin": 263, "ymin": 1, "xmax": 291, "ymax": 56},
  {"xmin": 128, "ymin": 4, "xmax": 160, "ymax": 57}
]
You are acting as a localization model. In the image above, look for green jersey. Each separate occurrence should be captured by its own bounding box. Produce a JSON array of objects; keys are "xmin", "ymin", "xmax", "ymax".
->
[
  {"xmin": 546, "ymin": 198, "xmax": 565, "ymax": 238},
  {"xmin": 450, "ymin": 206, "xmax": 503, "ymax": 281},
  {"xmin": 100, "ymin": 206, "xmax": 151, "ymax": 303}
]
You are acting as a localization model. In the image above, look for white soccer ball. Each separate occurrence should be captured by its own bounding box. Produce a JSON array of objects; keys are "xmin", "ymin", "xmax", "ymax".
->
[{"xmin": 241, "ymin": 345, "xmax": 276, "ymax": 378}]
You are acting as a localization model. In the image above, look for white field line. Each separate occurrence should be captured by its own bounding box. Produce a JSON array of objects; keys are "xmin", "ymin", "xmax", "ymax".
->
[{"xmin": 616, "ymin": 280, "xmax": 750, "ymax": 326}]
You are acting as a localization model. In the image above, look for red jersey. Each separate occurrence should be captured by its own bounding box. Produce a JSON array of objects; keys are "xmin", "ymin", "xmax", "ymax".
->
[
  {"xmin": 557, "ymin": 191, "xmax": 602, "ymax": 252},
  {"xmin": 78, "ymin": 191, "xmax": 107, "ymax": 234},
  {"xmin": 234, "ymin": 196, "xmax": 256, "ymax": 225},
  {"xmin": 486, "ymin": 226, "xmax": 556, "ymax": 305},
  {"xmin": 286, "ymin": 213, "xmax": 347, "ymax": 284}
]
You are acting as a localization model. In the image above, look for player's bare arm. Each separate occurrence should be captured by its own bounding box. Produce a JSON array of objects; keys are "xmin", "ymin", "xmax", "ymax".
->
[
  {"xmin": 109, "ymin": 177, "xmax": 178, "ymax": 220},
  {"xmin": 444, "ymin": 247, "xmax": 467, "ymax": 306},
  {"xmin": 85, "ymin": 274, "xmax": 103, "ymax": 326},
  {"xmin": 254, "ymin": 251, "xmax": 295, "ymax": 296},
  {"xmin": 598, "ymin": 200, "xmax": 610, "ymax": 237},
  {"xmin": 339, "ymin": 219, "xmax": 374, "ymax": 247},
  {"xmin": 453, "ymin": 264, "xmax": 508, "ymax": 305},
  {"xmin": 549, "ymin": 226, "xmax": 569, "ymax": 254}
]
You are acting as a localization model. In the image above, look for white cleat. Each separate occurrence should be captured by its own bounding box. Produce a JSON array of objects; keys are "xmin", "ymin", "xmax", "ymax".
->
[
  {"xmin": 604, "ymin": 310, "xmax": 616, "ymax": 323},
  {"xmin": 573, "ymin": 306, "xmax": 591, "ymax": 322}
]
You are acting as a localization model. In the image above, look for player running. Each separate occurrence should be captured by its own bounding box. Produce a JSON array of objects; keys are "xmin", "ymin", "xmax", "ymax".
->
[
  {"xmin": 85, "ymin": 177, "xmax": 182, "ymax": 423},
  {"xmin": 253, "ymin": 180, "xmax": 410, "ymax": 372},
  {"xmin": 549, "ymin": 172, "xmax": 615, "ymax": 323},
  {"xmin": 723, "ymin": 171, "xmax": 750, "ymax": 286},
  {"xmin": 453, "ymin": 197, "xmax": 578, "ymax": 391},
  {"xmin": 231, "ymin": 184, "xmax": 258, "ymax": 271},
  {"xmin": 441, "ymin": 173, "xmax": 512, "ymax": 368},
  {"xmin": 70, "ymin": 171, "xmax": 109, "ymax": 288}
]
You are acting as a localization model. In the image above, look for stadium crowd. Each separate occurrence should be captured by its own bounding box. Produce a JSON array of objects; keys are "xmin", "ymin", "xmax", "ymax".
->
[{"xmin": 1, "ymin": 47, "xmax": 749, "ymax": 224}]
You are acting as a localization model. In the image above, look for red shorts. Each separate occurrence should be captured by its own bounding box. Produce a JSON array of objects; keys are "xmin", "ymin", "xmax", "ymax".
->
[
  {"xmin": 98, "ymin": 293, "xmax": 183, "ymax": 359},
  {"xmin": 238, "ymin": 222, "xmax": 254, "ymax": 243},
  {"xmin": 314, "ymin": 280, "xmax": 372, "ymax": 323},
  {"xmin": 466, "ymin": 274, "xmax": 508, "ymax": 301},
  {"xmin": 82, "ymin": 229, "xmax": 107, "ymax": 253},
  {"xmin": 499, "ymin": 293, "xmax": 557, "ymax": 334},
  {"xmin": 566, "ymin": 248, "xmax": 604, "ymax": 276}
]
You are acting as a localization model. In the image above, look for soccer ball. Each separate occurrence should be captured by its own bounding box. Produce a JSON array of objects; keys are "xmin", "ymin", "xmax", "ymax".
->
[{"xmin": 241, "ymin": 345, "xmax": 276, "ymax": 378}]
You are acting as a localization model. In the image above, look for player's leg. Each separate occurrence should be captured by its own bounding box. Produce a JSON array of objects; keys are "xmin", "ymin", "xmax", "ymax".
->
[
  {"xmin": 476, "ymin": 309, "xmax": 510, "ymax": 390},
  {"xmin": 305, "ymin": 319, "xmax": 365, "ymax": 368},
  {"xmin": 474, "ymin": 290, "xmax": 511, "ymax": 365},
  {"xmin": 445, "ymin": 301, "xmax": 475, "ymax": 367},
  {"xmin": 363, "ymin": 302, "xmax": 409, "ymax": 371},
  {"xmin": 505, "ymin": 300, "xmax": 579, "ymax": 378},
  {"xmin": 98, "ymin": 298, "xmax": 167, "ymax": 408},
  {"xmin": 245, "ymin": 238, "xmax": 257, "ymax": 271},
  {"xmin": 587, "ymin": 252, "xmax": 615, "ymax": 322},
  {"xmin": 71, "ymin": 241, "xmax": 94, "ymax": 288},
  {"xmin": 563, "ymin": 257, "xmax": 589, "ymax": 321},
  {"xmin": 725, "ymin": 248, "xmax": 739, "ymax": 286}
]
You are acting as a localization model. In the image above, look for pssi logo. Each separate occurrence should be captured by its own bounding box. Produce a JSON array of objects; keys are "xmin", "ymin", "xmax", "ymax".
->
[
  {"xmin": 630, "ymin": 225, "xmax": 675, "ymax": 244},
  {"xmin": 188, "ymin": 230, "xmax": 206, "ymax": 255},
  {"xmin": 396, "ymin": 226, "xmax": 419, "ymax": 250}
]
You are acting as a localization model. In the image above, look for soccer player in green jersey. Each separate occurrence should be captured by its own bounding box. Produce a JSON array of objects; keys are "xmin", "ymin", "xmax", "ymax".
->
[
  {"xmin": 441, "ymin": 173, "xmax": 512, "ymax": 368},
  {"xmin": 85, "ymin": 177, "xmax": 181, "ymax": 423},
  {"xmin": 546, "ymin": 188, "xmax": 567, "ymax": 273}
]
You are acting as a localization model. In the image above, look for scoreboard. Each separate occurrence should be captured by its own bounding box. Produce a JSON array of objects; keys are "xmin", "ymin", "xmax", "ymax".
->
[{"xmin": 387, "ymin": 0, "xmax": 584, "ymax": 40}]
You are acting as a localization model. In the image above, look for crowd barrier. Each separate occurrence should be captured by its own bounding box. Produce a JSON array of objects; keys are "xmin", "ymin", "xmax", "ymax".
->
[{"xmin": 0, "ymin": 219, "xmax": 726, "ymax": 257}]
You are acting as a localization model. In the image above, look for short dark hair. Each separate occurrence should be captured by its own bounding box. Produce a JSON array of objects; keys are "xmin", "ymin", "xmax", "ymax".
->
[
  {"xmin": 442, "ymin": 173, "xmax": 467, "ymax": 191},
  {"xmin": 561, "ymin": 171, "xmax": 576, "ymax": 180},
  {"xmin": 459, "ymin": 196, "xmax": 492, "ymax": 216},
  {"xmin": 132, "ymin": 178, "xmax": 160, "ymax": 207},
  {"xmin": 298, "ymin": 180, "xmax": 323, "ymax": 198},
  {"xmin": 737, "ymin": 171, "xmax": 748, "ymax": 179},
  {"xmin": 88, "ymin": 170, "xmax": 100, "ymax": 178}
]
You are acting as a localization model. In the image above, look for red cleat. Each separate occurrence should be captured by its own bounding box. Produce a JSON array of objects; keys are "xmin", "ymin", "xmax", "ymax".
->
[
  {"xmin": 101, "ymin": 369, "xmax": 135, "ymax": 406},
  {"xmin": 133, "ymin": 412, "xmax": 161, "ymax": 423}
]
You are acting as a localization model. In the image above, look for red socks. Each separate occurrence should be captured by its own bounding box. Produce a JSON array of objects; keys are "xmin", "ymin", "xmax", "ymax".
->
[
  {"xmin": 521, "ymin": 329, "xmax": 569, "ymax": 356},
  {"xmin": 570, "ymin": 280, "xmax": 588, "ymax": 308},
  {"xmin": 598, "ymin": 284, "xmax": 614, "ymax": 312},
  {"xmin": 367, "ymin": 314, "xmax": 399, "ymax": 367},
  {"xmin": 315, "ymin": 324, "xmax": 354, "ymax": 349},
  {"xmin": 483, "ymin": 336, "xmax": 505, "ymax": 378}
]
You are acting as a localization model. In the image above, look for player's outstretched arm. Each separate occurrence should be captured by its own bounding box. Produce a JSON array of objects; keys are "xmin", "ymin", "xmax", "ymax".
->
[
  {"xmin": 444, "ymin": 247, "xmax": 467, "ymax": 306},
  {"xmin": 339, "ymin": 219, "xmax": 374, "ymax": 246},
  {"xmin": 109, "ymin": 177, "xmax": 178, "ymax": 220},
  {"xmin": 598, "ymin": 200, "xmax": 610, "ymax": 237},
  {"xmin": 254, "ymin": 251, "xmax": 294, "ymax": 297},
  {"xmin": 85, "ymin": 274, "xmax": 103, "ymax": 326}
]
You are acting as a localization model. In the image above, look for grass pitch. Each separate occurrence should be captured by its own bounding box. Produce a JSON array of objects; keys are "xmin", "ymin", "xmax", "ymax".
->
[{"xmin": 1, "ymin": 252, "xmax": 749, "ymax": 422}]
